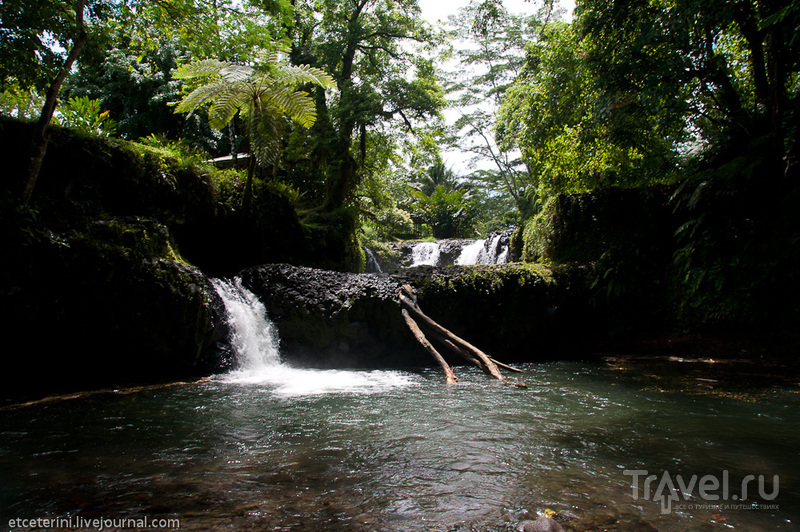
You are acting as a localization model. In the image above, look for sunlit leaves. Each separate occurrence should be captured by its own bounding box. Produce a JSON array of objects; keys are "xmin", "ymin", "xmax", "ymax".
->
[
  {"xmin": 497, "ymin": 19, "xmax": 684, "ymax": 198},
  {"xmin": 405, "ymin": 184, "xmax": 478, "ymax": 239},
  {"xmin": 174, "ymin": 53, "xmax": 335, "ymax": 167}
]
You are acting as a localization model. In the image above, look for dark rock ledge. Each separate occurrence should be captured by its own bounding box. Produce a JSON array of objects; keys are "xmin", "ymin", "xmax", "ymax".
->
[{"xmin": 238, "ymin": 262, "xmax": 592, "ymax": 368}]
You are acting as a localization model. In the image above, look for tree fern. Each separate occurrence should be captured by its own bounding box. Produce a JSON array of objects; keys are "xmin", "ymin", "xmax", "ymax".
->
[{"xmin": 173, "ymin": 46, "xmax": 335, "ymax": 211}]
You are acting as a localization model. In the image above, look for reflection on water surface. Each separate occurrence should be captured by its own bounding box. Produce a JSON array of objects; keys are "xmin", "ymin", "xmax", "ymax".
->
[{"xmin": 0, "ymin": 359, "xmax": 798, "ymax": 531}]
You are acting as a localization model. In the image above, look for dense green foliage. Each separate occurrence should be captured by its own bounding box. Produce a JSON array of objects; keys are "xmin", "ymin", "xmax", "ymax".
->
[
  {"xmin": 497, "ymin": 21, "xmax": 682, "ymax": 196},
  {"xmin": 2, "ymin": 0, "xmax": 798, "ymax": 332},
  {"xmin": 445, "ymin": 0, "xmax": 553, "ymax": 216},
  {"xmin": 495, "ymin": 0, "xmax": 800, "ymax": 331}
]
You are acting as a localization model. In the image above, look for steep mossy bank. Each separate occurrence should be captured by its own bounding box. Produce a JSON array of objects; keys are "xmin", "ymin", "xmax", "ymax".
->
[
  {"xmin": 1, "ymin": 216, "xmax": 223, "ymax": 400},
  {"xmin": 0, "ymin": 118, "xmax": 354, "ymax": 400},
  {"xmin": 0, "ymin": 117, "xmax": 357, "ymax": 275}
]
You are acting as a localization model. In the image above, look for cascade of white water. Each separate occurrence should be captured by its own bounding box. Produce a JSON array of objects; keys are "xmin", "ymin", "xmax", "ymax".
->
[
  {"xmin": 211, "ymin": 278, "xmax": 280, "ymax": 371},
  {"xmin": 455, "ymin": 239, "xmax": 486, "ymax": 265},
  {"xmin": 483, "ymin": 233, "xmax": 509, "ymax": 264},
  {"xmin": 410, "ymin": 242, "xmax": 441, "ymax": 266},
  {"xmin": 455, "ymin": 233, "xmax": 510, "ymax": 265},
  {"xmin": 211, "ymin": 277, "xmax": 415, "ymax": 395},
  {"xmin": 364, "ymin": 248, "xmax": 383, "ymax": 273}
]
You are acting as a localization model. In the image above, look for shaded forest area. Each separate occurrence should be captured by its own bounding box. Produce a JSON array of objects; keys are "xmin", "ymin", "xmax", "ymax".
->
[{"xmin": 2, "ymin": 0, "xmax": 800, "ymax": 369}]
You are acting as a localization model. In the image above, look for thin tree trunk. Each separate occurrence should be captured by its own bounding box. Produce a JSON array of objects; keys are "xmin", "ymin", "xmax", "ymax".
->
[
  {"xmin": 401, "ymin": 309, "xmax": 457, "ymax": 384},
  {"xmin": 21, "ymin": 0, "xmax": 88, "ymax": 207},
  {"xmin": 398, "ymin": 290, "xmax": 505, "ymax": 381},
  {"xmin": 430, "ymin": 329, "xmax": 486, "ymax": 370},
  {"xmin": 243, "ymin": 146, "xmax": 256, "ymax": 213}
]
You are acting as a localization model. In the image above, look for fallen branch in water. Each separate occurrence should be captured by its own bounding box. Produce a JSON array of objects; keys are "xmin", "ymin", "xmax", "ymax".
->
[
  {"xmin": 490, "ymin": 357, "xmax": 526, "ymax": 374},
  {"xmin": 401, "ymin": 308, "xmax": 457, "ymax": 384},
  {"xmin": 396, "ymin": 284, "xmax": 526, "ymax": 387}
]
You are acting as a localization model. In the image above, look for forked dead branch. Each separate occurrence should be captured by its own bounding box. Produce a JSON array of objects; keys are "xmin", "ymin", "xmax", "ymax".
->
[{"xmin": 396, "ymin": 284, "xmax": 526, "ymax": 387}]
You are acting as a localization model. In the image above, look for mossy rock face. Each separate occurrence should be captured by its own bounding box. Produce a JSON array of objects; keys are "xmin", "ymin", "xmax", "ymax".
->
[
  {"xmin": 520, "ymin": 187, "xmax": 678, "ymax": 340},
  {"xmin": 407, "ymin": 263, "xmax": 595, "ymax": 360},
  {"xmin": 0, "ymin": 117, "xmax": 217, "ymax": 225},
  {"xmin": 240, "ymin": 264, "xmax": 421, "ymax": 368},
  {"xmin": 0, "ymin": 217, "xmax": 226, "ymax": 401},
  {"xmin": 522, "ymin": 186, "xmax": 675, "ymax": 264}
]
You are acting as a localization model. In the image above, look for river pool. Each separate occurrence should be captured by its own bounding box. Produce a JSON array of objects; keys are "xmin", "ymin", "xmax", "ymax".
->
[{"xmin": 1, "ymin": 357, "xmax": 798, "ymax": 531}]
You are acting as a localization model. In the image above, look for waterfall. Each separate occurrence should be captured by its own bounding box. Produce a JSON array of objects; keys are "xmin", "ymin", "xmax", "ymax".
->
[
  {"xmin": 455, "ymin": 240, "xmax": 486, "ymax": 265},
  {"xmin": 211, "ymin": 278, "xmax": 280, "ymax": 371},
  {"xmin": 484, "ymin": 232, "xmax": 510, "ymax": 264},
  {"xmin": 211, "ymin": 277, "xmax": 414, "ymax": 395},
  {"xmin": 455, "ymin": 232, "xmax": 510, "ymax": 265},
  {"xmin": 406, "ymin": 234, "xmax": 510, "ymax": 267},
  {"xmin": 364, "ymin": 247, "xmax": 383, "ymax": 273},
  {"xmin": 410, "ymin": 241, "xmax": 441, "ymax": 267}
]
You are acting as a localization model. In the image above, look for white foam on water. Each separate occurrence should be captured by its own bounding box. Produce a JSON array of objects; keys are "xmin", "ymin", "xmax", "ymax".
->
[{"xmin": 222, "ymin": 366, "xmax": 417, "ymax": 397}]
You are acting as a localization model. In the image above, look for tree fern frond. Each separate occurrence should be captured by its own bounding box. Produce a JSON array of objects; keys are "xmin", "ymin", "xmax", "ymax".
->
[
  {"xmin": 256, "ymin": 41, "xmax": 292, "ymax": 68},
  {"xmin": 174, "ymin": 44, "xmax": 333, "ymax": 175},
  {"xmin": 261, "ymin": 85, "xmax": 317, "ymax": 128},
  {"xmin": 173, "ymin": 59, "xmax": 228, "ymax": 80},
  {"xmin": 248, "ymin": 108, "xmax": 284, "ymax": 166},
  {"xmin": 271, "ymin": 64, "xmax": 336, "ymax": 89},
  {"xmin": 207, "ymin": 90, "xmax": 250, "ymax": 129},
  {"xmin": 174, "ymin": 78, "xmax": 237, "ymax": 115},
  {"xmin": 219, "ymin": 64, "xmax": 255, "ymax": 83}
]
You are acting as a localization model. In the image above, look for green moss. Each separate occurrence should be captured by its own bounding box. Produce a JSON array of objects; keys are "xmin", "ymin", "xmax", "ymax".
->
[{"xmin": 521, "ymin": 195, "xmax": 557, "ymax": 262}]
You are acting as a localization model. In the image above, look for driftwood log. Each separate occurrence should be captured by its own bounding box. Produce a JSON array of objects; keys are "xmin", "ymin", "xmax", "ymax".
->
[
  {"xmin": 397, "ymin": 284, "xmax": 526, "ymax": 387},
  {"xmin": 401, "ymin": 309, "xmax": 458, "ymax": 384}
]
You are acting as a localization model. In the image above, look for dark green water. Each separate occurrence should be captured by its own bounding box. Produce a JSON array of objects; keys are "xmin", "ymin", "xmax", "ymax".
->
[{"xmin": 1, "ymin": 359, "xmax": 798, "ymax": 531}]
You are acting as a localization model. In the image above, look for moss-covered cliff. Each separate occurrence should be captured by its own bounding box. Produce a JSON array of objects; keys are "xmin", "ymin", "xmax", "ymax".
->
[
  {"xmin": 514, "ymin": 184, "xmax": 800, "ymax": 355},
  {"xmin": 0, "ymin": 118, "xmax": 318, "ymax": 400}
]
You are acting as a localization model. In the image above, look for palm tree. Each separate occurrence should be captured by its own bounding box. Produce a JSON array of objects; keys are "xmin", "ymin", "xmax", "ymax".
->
[
  {"xmin": 407, "ymin": 162, "xmax": 477, "ymax": 238},
  {"xmin": 415, "ymin": 161, "xmax": 461, "ymax": 196},
  {"xmin": 174, "ymin": 45, "xmax": 335, "ymax": 211}
]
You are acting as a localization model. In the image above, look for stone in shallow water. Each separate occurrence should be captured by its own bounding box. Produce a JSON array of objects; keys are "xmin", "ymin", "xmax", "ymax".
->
[{"xmin": 518, "ymin": 516, "xmax": 565, "ymax": 532}]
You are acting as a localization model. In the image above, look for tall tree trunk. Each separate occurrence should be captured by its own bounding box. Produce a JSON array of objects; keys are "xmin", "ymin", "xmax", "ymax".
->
[
  {"xmin": 323, "ymin": 1, "xmax": 366, "ymax": 211},
  {"xmin": 21, "ymin": 0, "xmax": 88, "ymax": 207},
  {"xmin": 243, "ymin": 148, "xmax": 256, "ymax": 213}
]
